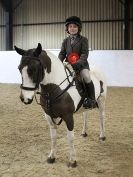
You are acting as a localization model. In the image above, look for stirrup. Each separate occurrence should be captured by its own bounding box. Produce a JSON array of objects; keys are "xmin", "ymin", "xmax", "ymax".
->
[{"xmin": 83, "ymin": 98, "xmax": 97, "ymax": 109}]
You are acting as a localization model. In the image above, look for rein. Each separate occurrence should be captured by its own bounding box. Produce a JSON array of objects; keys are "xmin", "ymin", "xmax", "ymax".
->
[
  {"xmin": 35, "ymin": 73, "xmax": 75, "ymax": 107},
  {"xmin": 35, "ymin": 72, "xmax": 75, "ymax": 126},
  {"xmin": 35, "ymin": 63, "xmax": 75, "ymax": 107},
  {"xmin": 20, "ymin": 56, "xmax": 75, "ymax": 126}
]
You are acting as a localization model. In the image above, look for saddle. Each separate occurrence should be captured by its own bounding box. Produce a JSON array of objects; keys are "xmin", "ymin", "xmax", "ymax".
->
[{"xmin": 64, "ymin": 64, "xmax": 103, "ymax": 110}]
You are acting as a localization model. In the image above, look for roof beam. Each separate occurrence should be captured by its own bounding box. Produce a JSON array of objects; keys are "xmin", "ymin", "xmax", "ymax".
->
[
  {"xmin": 124, "ymin": 0, "xmax": 130, "ymax": 49},
  {"xmin": 0, "ymin": 0, "xmax": 13, "ymax": 50},
  {"xmin": 0, "ymin": 0, "xmax": 11, "ymax": 11}
]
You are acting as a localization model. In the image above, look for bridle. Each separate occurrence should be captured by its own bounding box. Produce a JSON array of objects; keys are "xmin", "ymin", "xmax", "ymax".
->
[
  {"xmin": 20, "ymin": 84, "xmax": 38, "ymax": 91},
  {"xmin": 20, "ymin": 56, "xmax": 75, "ymax": 102},
  {"xmin": 19, "ymin": 56, "xmax": 43, "ymax": 91},
  {"xmin": 19, "ymin": 57, "xmax": 75, "ymax": 125}
]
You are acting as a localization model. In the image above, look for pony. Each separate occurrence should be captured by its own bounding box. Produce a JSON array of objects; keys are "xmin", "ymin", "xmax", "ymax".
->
[{"xmin": 14, "ymin": 43, "xmax": 107, "ymax": 167}]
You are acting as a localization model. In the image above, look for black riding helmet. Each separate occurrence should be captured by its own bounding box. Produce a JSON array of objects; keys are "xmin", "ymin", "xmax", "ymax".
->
[{"xmin": 65, "ymin": 16, "xmax": 82, "ymax": 33}]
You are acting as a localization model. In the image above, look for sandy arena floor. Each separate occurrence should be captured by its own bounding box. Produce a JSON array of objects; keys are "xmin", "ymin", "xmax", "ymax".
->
[{"xmin": 0, "ymin": 84, "xmax": 133, "ymax": 177}]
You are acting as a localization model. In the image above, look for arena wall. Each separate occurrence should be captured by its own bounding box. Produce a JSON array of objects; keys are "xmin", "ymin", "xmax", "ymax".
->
[{"xmin": 0, "ymin": 50, "xmax": 133, "ymax": 87}]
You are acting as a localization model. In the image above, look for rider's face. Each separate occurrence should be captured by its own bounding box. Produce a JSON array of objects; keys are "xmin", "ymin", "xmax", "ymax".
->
[{"xmin": 68, "ymin": 24, "xmax": 79, "ymax": 35}]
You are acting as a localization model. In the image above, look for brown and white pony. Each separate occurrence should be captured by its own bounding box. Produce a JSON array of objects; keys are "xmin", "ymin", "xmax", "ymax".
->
[{"xmin": 14, "ymin": 43, "xmax": 107, "ymax": 167}]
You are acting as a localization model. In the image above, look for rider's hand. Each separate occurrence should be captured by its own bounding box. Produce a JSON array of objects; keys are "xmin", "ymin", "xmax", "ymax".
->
[{"xmin": 72, "ymin": 62, "xmax": 81, "ymax": 70}]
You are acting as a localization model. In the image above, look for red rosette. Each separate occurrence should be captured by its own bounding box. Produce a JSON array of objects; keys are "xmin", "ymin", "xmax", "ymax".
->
[{"xmin": 68, "ymin": 53, "xmax": 79, "ymax": 64}]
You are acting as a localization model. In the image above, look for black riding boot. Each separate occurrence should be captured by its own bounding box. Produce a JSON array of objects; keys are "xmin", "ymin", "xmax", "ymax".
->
[{"xmin": 83, "ymin": 81, "xmax": 97, "ymax": 109}]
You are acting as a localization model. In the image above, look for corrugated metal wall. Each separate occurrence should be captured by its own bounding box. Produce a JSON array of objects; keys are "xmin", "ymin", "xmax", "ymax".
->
[
  {"xmin": 0, "ymin": 0, "xmax": 133, "ymax": 50},
  {"xmin": 0, "ymin": 3, "xmax": 6, "ymax": 50},
  {"xmin": 13, "ymin": 0, "xmax": 66, "ymax": 49}
]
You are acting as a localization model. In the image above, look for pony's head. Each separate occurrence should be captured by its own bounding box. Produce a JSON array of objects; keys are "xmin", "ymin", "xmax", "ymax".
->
[{"xmin": 15, "ymin": 43, "xmax": 45, "ymax": 104}]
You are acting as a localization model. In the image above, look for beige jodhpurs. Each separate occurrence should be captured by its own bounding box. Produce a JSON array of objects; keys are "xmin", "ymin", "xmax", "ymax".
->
[{"xmin": 80, "ymin": 69, "xmax": 91, "ymax": 83}]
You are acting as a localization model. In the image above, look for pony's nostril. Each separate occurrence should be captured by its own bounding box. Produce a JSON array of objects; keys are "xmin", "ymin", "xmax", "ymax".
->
[{"xmin": 27, "ymin": 98, "xmax": 33, "ymax": 104}]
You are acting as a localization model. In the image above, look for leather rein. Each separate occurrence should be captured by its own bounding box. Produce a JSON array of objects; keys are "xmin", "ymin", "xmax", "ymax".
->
[
  {"xmin": 20, "ymin": 58, "xmax": 75, "ymax": 125},
  {"xmin": 35, "ymin": 66, "xmax": 75, "ymax": 109}
]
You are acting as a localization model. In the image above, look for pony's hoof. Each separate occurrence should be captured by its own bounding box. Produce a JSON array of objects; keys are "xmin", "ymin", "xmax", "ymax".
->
[
  {"xmin": 81, "ymin": 132, "xmax": 88, "ymax": 137},
  {"xmin": 47, "ymin": 157, "xmax": 55, "ymax": 164},
  {"xmin": 99, "ymin": 136, "xmax": 106, "ymax": 141},
  {"xmin": 67, "ymin": 160, "xmax": 77, "ymax": 168}
]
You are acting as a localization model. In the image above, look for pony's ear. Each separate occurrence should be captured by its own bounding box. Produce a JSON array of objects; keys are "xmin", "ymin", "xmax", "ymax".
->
[
  {"xmin": 14, "ymin": 45, "xmax": 26, "ymax": 55},
  {"xmin": 34, "ymin": 43, "xmax": 42, "ymax": 57}
]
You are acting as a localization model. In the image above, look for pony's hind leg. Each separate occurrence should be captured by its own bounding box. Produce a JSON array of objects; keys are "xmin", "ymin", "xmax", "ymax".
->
[
  {"xmin": 97, "ymin": 96, "xmax": 106, "ymax": 141},
  {"xmin": 45, "ymin": 114, "xmax": 57, "ymax": 163},
  {"xmin": 81, "ymin": 111, "xmax": 89, "ymax": 137}
]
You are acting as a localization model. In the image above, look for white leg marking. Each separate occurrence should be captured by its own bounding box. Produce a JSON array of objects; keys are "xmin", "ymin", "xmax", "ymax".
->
[
  {"xmin": 82, "ymin": 111, "xmax": 89, "ymax": 135},
  {"xmin": 67, "ymin": 130, "xmax": 76, "ymax": 163},
  {"xmin": 97, "ymin": 96, "xmax": 106, "ymax": 139},
  {"xmin": 45, "ymin": 114, "xmax": 57, "ymax": 159}
]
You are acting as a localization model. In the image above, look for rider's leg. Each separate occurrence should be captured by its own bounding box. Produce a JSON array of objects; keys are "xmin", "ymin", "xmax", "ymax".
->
[{"xmin": 80, "ymin": 69, "xmax": 96, "ymax": 108}]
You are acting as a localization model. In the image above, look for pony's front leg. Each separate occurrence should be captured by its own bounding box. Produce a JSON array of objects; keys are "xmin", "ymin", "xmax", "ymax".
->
[
  {"xmin": 81, "ymin": 111, "xmax": 89, "ymax": 137},
  {"xmin": 45, "ymin": 114, "xmax": 57, "ymax": 163},
  {"xmin": 67, "ymin": 130, "xmax": 77, "ymax": 167}
]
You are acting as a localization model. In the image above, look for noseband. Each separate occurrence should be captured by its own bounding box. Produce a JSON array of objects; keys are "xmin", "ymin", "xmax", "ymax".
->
[{"xmin": 20, "ymin": 84, "xmax": 38, "ymax": 91}]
